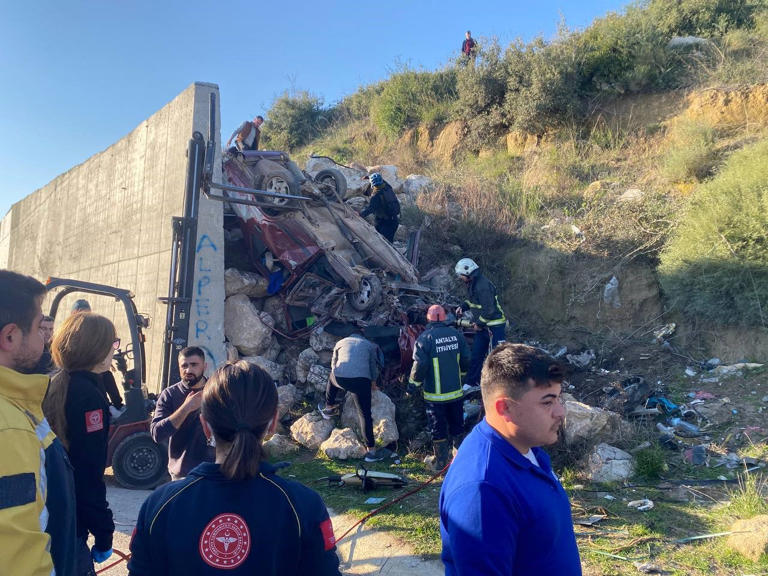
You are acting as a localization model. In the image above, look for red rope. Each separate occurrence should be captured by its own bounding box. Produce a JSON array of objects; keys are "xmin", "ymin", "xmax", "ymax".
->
[
  {"xmin": 95, "ymin": 548, "xmax": 131, "ymax": 574},
  {"xmin": 335, "ymin": 462, "xmax": 450, "ymax": 544}
]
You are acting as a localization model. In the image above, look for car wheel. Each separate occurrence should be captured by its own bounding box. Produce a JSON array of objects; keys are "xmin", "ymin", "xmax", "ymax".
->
[
  {"xmin": 111, "ymin": 432, "xmax": 168, "ymax": 490},
  {"xmin": 314, "ymin": 168, "xmax": 348, "ymax": 200},
  {"xmin": 348, "ymin": 274, "xmax": 382, "ymax": 312},
  {"xmin": 254, "ymin": 160, "xmax": 300, "ymax": 213}
]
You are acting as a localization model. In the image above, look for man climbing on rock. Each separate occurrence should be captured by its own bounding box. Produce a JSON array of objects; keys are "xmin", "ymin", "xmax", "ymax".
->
[
  {"xmin": 226, "ymin": 115, "xmax": 264, "ymax": 152},
  {"xmin": 454, "ymin": 257, "xmax": 507, "ymax": 389},
  {"xmin": 360, "ymin": 172, "xmax": 400, "ymax": 243},
  {"xmin": 408, "ymin": 304, "xmax": 470, "ymax": 471}
]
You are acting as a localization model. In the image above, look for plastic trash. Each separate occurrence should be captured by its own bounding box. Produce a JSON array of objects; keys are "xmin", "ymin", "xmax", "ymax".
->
[
  {"xmin": 627, "ymin": 499, "xmax": 654, "ymax": 511},
  {"xmin": 603, "ymin": 276, "xmax": 621, "ymax": 308},
  {"xmin": 668, "ymin": 417, "xmax": 701, "ymax": 437},
  {"xmin": 566, "ymin": 349, "xmax": 595, "ymax": 368}
]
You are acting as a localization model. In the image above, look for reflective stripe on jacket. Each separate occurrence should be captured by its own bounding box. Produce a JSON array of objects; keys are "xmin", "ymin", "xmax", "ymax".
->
[
  {"xmin": 462, "ymin": 270, "xmax": 506, "ymax": 327},
  {"xmin": 0, "ymin": 366, "xmax": 56, "ymax": 576},
  {"xmin": 409, "ymin": 322, "xmax": 470, "ymax": 402}
]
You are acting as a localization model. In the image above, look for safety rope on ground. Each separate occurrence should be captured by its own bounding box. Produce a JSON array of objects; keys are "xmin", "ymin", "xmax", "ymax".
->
[{"xmin": 335, "ymin": 461, "xmax": 450, "ymax": 544}]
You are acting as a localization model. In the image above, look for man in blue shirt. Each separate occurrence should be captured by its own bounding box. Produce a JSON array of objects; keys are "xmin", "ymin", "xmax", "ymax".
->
[{"xmin": 439, "ymin": 343, "xmax": 581, "ymax": 575}]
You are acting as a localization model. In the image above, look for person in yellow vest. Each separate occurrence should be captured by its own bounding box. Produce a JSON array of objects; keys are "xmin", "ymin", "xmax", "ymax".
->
[
  {"xmin": 226, "ymin": 115, "xmax": 264, "ymax": 152},
  {"xmin": 408, "ymin": 305, "xmax": 470, "ymax": 472},
  {"xmin": 454, "ymin": 258, "xmax": 507, "ymax": 389}
]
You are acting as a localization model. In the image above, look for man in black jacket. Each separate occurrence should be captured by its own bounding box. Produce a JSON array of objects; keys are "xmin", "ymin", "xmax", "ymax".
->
[
  {"xmin": 150, "ymin": 347, "xmax": 215, "ymax": 480},
  {"xmin": 360, "ymin": 172, "xmax": 400, "ymax": 242},
  {"xmin": 454, "ymin": 258, "xmax": 507, "ymax": 388},
  {"xmin": 409, "ymin": 305, "xmax": 470, "ymax": 471}
]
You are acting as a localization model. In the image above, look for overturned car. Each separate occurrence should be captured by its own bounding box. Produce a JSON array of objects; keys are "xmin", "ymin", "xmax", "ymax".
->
[{"xmin": 220, "ymin": 150, "xmax": 434, "ymax": 336}]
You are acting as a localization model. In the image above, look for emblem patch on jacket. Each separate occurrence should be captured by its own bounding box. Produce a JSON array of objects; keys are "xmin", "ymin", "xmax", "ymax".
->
[
  {"xmin": 199, "ymin": 513, "xmax": 251, "ymax": 569},
  {"xmin": 85, "ymin": 409, "xmax": 104, "ymax": 433},
  {"xmin": 320, "ymin": 517, "xmax": 336, "ymax": 551}
]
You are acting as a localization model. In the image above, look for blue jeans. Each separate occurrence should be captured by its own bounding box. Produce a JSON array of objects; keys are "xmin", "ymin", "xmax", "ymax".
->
[{"xmin": 466, "ymin": 324, "xmax": 506, "ymax": 386}]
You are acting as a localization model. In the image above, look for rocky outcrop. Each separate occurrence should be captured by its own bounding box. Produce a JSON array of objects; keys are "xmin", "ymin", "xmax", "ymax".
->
[
  {"xmin": 587, "ymin": 443, "xmax": 634, "ymax": 483},
  {"xmin": 290, "ymin": 412, "xmax": 335, "ymax": 449},
  {"xmin": 224, "ymin": 268, "xmax": 269, "ymax": 298},
  {"xmin": 263, "ymin": 434, "xmax": 299, "ymax": 458},
  {"xmin": 320, "ymin": 428, "xmax": 367, "ymax": 460},
  {"xmin": 224, "ymin": 294, "xmax": 275, "ymax": 356},
  {"xmin": 341, "ymin": 389, "xmax": 398, "ymax": 445}
]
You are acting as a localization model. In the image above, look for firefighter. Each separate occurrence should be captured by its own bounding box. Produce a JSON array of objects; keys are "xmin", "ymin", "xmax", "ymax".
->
[
  {"xmin": 454, "ymin": 258, "xmax": 507, "ymax": 389},
  {"xmin": 408, "ymin": 305, "xmax": 470, "ymax": 472},
  {"xmin": 360, "ymin": 172, "xmax": 400, "ymax": 242},
  {"xmin": 128, "ymin": 361, "xmax": 341, "ymax": 575}
]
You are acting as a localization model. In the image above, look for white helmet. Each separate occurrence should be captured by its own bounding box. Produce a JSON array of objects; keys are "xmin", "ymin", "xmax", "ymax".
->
[{"xmin": 455, "ymin": 258, "xmax": 479, "ymax": 277}]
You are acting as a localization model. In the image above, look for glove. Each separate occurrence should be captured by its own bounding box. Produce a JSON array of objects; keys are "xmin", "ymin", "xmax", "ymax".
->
[
  {"xmin": 454, "ymin": 307, "xmax": 463, "ymax": 317},
  {"xmin": 91, "ymin": 547, "xmax": 113, "ymax": 564}
]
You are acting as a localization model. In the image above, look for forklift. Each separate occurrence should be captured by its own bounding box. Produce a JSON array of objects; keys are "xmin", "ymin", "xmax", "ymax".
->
[{"xmin": 45, "ymin": 278, "xmax": 169, "ymax": 489}]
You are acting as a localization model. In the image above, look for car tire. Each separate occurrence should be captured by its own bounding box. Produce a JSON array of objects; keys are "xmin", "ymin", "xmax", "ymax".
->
[
  {"xmin": 111, "ymin": 432, "xmax": 168, "ymax": 490},
  {"xmin": 254, "ymin": 160, "xmax": 300, "ymax": 212},
  {"xmin": 314, "ymin": 168, "xmax": 348, "ymax": 200},
  {"xmin": 348, "ymin": 274, "xmax": 382, "ymax": 312}
]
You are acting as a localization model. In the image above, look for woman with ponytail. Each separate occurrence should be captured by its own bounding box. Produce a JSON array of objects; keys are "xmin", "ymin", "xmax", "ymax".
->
[
  {"xmin": 44, "ymin": 311, "xmax": 117, "ymax": 574},
  {"xmin": 128, "ymin": 361, "xmax": 341, "ymax": 575}
]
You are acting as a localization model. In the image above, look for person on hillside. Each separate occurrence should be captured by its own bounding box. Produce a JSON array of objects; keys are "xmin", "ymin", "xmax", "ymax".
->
[
  {"xmin": 150, "ymin": 346, "xmax": 215, "ymax": 480},
  {"xmin": 0, "ymin": 270, "xmax": 77, "ymax": 576},
  {"xmin": 360, "ymin": 172, "xmax": 400, "ymax": 242},
  {"xmin": 226, "ymin": 115, "xmax": 264, "ymax": 152},
  {"xmin": 461, "ymin": 30, "xmax": 477, "ymax": 62},
  {"xmin": 440, "ymin": 343, "xmax": 581, "ymax": 575},
  {"xmin": 454, "ymin": 257, "xmax": 506, "ymax": 389},
  {"xmin": 320, "ymin": 330, "xmax": 387, "ymax": 462},
  {"xmin": 128, "ymin": 361, "xmax": 342, "ymax": 576},
  {"xmin": 43, "ymin": 312, "xmax": 118, "ymax": 574},
  {"xmin": 408, "ymin": 304, "xmax": 470, "ymax": 471}
]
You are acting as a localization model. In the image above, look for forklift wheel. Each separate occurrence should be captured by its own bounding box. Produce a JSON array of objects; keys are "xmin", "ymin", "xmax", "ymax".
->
[{"xmin": 112, "ymin": 432, "xmax": 168, "ymax": 490}]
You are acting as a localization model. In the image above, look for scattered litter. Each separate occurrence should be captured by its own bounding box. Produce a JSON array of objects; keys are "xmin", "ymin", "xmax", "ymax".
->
[
  {"xmin": 364, "ymin": 497, "xmax": 387, "ymax": 505},
  {"xmin": 682, "ymin": 445, "xmax": 709, "ymax": 465},
  {"xmin": 652, "ymin": 323, "xmax": 676, "ymax": 343},
  {"xmin": 574, "ymin": 514, "xmax": 607, "ymax": 526},
  {"xmin": 627, "ymin": 499, "xmax": 654, "ymax": 511},
  {"xmin": 603, "ymin": 494, "xmax": 616, "ymax": 501},
  {"xmin": 566, "ymin": 349, "xmax": 595, "ymax": 368},
  {"xmin": 693, "ymin": 391, "xmax": 715, "ymax": 400},
  {"xmin": 603, "ymin": 276, "xmax": 621, "ymax": 308},
  {"xmin": 630, "ymin": 441, "xmax": 652, "ymax": 453},
  {"xmin": 712, "ymin": 362, "xmax": 763, "ymax": 376},
  {"xmin": 703, "ymin": 358, "xmax": 721, "ymax": 370},
  {"xmin": 762, "ymin": 396, "xmax": 768, "ymax": 403},
  {"xmin": 646, "ymin": 396, "xmax": 679, "ymax": 415},
  {"xmin": 673, "ymin": 531, "xmax": 739, "ymax": 544},
  {"xmin": 656, "ymin": 422, "xmax": 675, "ymax": 435},
  {"xmin": 684, "ymin": 367, "xmax": 697, "ymax": 377},
  {"xmin": 701, "ymin": 377, "xmax": 719, "ymax": 383},
  {"xmin": 553, "ymin": 346, "xmax": 568, "ymax": 358},
  {"xmin": 668, "ymin": 417, "xmax": 701, "ymax": 437},
  {"xmin": 633, "ymin": 561, "xmax": 666, "ymax": 574}
]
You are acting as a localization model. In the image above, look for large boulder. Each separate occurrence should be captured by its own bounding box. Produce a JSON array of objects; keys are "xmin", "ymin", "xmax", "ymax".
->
[
  {"xmin": 296, "ymin": 348, "xmax": 320, "ymax": 384},
  {"xmin": 224, "ymin": 268, "xmax": 269, "ymax": 298},
  {"xmin": 587, "ymin": 443, "xmax": 634, "ymax": 483},
  {"xmin": 261, "ymin": 339, "xmax": 282, "ymax": 363},
  {"xmin": 309, "ymin": 327, "xmax": 339, "ymax": 353},
  {"xmin": 290, "ymin": 412, "xmax": 335, "ymax": 449},
  {"xmin": 726, "ymin": 515, "xmax": 768, "ymax": 561},
  {"xmin": 320, "ymin": 428, "xmax": 367, "ymax": 460},
  {"xmin": 306, "ymin": 364, "xmax": 331, "ymax": 393},
  {"xmin": 341, "ymin": 389, "xmax": 399, "ymax": 445},
  {"xmin": 241, "ymin": 356, "xmax": 285, "ymax": 383},
  {"xmin": 402, "ymin": 174, "xmax": 433, "ymax": 199},
  {"xmin": 225, "ymin": 294, "xmax": 275, "ymax": 356},
  {"xmin": 263, "ymin": 434, "xmax": 299, "ymax": 458},
  {"xmin": 421, "ymin": 266, "xmax": 455, "ymax": 293},
  {"xmin": 305, "ymin": 156, "xmax": 368, "ymax": 197},
  {"xmin": 262, "ymin": 296, "xmax": 288, "ymax": 332},
  {"xmin": 564, "ymin": 400, "xmax": 628, "ymax": 446},
  {"xmin": 276, "ymin": 383, "xmax": 299, "ymax": 419}
]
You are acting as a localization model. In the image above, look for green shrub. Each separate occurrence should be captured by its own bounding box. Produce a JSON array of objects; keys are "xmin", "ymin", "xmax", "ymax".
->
[
  {"xmin": 633, "ymin": 445, "xmax": 668, "ymax": 479},
  {"xmin": 663, "ymin": 119, "xmax": 719, "ymax": 181},
  {"xmin": 659, "ymin": 139, "xmax": 768, "ymax": 327},
  {"xmin": 646, "ymin": 0, "xmax": 764, "ymax": 38},
  {"xmin": 371, "ymin": 67, "xmax": 457, "ymax": 138},
  {"xmin": 262, "ymin": 91, "xmax": 325, "ymax": 151}
]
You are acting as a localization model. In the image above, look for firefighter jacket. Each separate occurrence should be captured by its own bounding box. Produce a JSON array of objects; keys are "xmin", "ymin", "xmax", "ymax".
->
[
  {"xmin": 128, "ymin": 461, "xmax": 342, "ymax": 575},
  {"xmin": 0, "ymin": 366, "xmax": 56, "ymax": 576},
  {"xmin": 409, "ymin": 322, "xmax": 470, "ymax": 402},
  {"xmin": 460, "ymin": 269, "xmax": 506, "ymax": 327}
]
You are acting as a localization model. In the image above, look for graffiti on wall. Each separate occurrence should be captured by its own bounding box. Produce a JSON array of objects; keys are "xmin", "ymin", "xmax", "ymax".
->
[{"xmin": 194, "ymin": 233, "xmax": 220, "ymax": 369}]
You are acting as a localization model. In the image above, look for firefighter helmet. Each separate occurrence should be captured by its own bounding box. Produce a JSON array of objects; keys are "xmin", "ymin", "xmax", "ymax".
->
[
  {"xmin": 454, "ymin": 258, "xmax": 479, "ymax": 277},
  {"xmin": 369, "ymin": 172, "xmax": 383, "ymax": 187}
]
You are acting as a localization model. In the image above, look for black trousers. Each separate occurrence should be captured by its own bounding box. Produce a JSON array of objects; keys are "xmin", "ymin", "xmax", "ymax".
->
[
  {"xmin": 326, "ymin": 374, "xmax": 375, "ymax": 448},
  {"xmin": 375, "ymin": 219, "xmax": 399, "ymax": 243},
  {"xmin": 425, "ymin": 399, "xmax": 464, "ymax": 441}
]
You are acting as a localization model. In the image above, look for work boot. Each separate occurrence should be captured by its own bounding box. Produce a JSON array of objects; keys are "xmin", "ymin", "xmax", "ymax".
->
[
  {"xmin": 426, "ymin": 440, "xmax": 451, "ymax": 473},
  {"xmin": 318, "ymin": 402, "xmax": 340, "ymax": 420},
  {"xmin": 451, "ymin": 434, "xmax": 465, "ymax": 457}
]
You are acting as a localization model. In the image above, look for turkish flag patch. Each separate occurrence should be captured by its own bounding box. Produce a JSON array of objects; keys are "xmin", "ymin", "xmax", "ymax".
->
[
  {"xmin": 319, "ymin": 517, "xmax": 336, "ymax": 551},
  {"xmin": 85, "ymin": 409, "xmax": 104, "ymax": 433}
]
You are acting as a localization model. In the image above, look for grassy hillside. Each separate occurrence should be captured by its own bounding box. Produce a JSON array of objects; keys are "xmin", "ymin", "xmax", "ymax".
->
[{"xmin": 262, "ymin": 0, "xmax": 768, "ymax": 351}]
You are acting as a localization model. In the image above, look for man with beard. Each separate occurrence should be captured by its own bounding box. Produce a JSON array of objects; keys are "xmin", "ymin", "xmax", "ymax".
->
[
  {"xmin": 150, "ymin": 347, "xmax": 214, "ymax": 480},
  {"xmin": 32, "ymin": 315, "xmax": 54, "ymax": 374},
  {"xmin": 0, "ymin": 270, "xmax": 77, "ymax": 576},
  {"xmin": 439, "ymin": 343, "xmax": 581, "ymax": 575}
]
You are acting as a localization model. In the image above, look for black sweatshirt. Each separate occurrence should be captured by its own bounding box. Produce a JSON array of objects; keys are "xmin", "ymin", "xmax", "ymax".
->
[{"xmin": 65, "ymin": 370, "xmax": 115, "ymax": 551}]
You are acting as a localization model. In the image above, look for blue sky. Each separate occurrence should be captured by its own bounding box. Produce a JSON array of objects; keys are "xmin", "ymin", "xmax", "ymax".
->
[{"xmin": 0, "ymin": 0, "xmax": 631, "ymax": 217}]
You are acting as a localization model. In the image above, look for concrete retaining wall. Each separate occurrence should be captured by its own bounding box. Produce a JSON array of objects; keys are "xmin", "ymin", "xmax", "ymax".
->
[{"xmin": 0, "ymin": 82, "xmax": 225, "ymax": 392}]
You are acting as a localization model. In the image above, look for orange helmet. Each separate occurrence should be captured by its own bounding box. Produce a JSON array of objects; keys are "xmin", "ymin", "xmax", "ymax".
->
[{"xmin": 426, "ymin": 304, "xmax": 446, "ymax": 322}]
